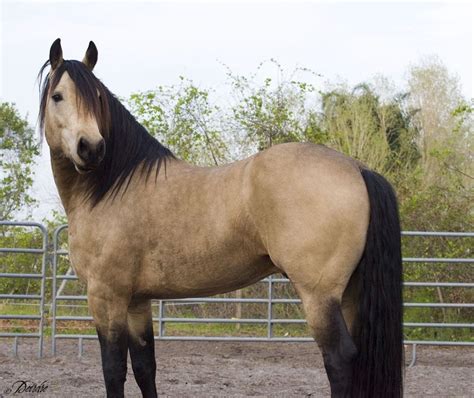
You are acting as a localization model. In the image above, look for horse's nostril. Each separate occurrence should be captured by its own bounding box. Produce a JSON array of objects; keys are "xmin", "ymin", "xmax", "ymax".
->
[
  {"xmin": 97, "ymin": 139, "xmax": 106, "ymax": 161},
  {"xmin": 77, "ymin": 137, "xmax": 104, "ymax": 166},
  {"xmin": 78, "ymin": 137, "xmax": 91, "ymax": 162}
]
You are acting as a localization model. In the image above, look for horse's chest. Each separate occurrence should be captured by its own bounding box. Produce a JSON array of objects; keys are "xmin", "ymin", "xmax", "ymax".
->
[
  {"xmin": 66, "ymin": 226, "xmax": 114, "ymax": 282},
  {"xmin": 67, "ymin": 243, "xmax": 89, "ymax": 282}
]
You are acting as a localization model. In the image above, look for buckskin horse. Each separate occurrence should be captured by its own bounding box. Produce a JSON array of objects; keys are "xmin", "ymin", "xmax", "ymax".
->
[{"xmin": 39, "ymin": 39, "xmax": 403, "ymax": 398}]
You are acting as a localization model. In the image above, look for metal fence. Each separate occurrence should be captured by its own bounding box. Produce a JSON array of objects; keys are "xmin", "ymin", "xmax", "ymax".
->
[
  {"xmin": 0, "ymin": 221, "xmax": 48, "ymax": 357},
  {"xmin": 1, "ymin": 222, "xmax": 473, "ymax": 364}
]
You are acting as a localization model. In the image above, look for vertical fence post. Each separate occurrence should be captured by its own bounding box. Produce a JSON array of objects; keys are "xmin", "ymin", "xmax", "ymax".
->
[
  {"xmin": 235, "ymin": 289, "xmax": 242, "ymax": 331},
  {"xmin": 78, "ymin": 337, "xmax": 84, "ymax": 358},
  {"xmin": 38, "ymin": 224, "xmax": 48, "ymax": 358},
  {"xmin": 51, "ymin": 229, "xmax": 58, "ymax": 356},
  {"xmin": 14, "ymin": 336, "xmax": 18, "ymax": 357},
  {"xmin": 158, "ymin": 300, "xmax": 164, "ymax": 337},
  {"xmin": 408, "ymin": 343, "xmax": 417, "ymax": 367},
  {"xmin": 267, "ymin": 275, "xmax": 273, "ymax": 339},
  {"xmin": 51, "ymin": 225, "xmax": 68, "ymax": 356}
]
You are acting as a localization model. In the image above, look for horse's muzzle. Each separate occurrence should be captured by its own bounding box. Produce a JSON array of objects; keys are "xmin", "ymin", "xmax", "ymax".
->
[{"xmin": 76, "ymin": 137, "xmax": 106, "ymax": 170}]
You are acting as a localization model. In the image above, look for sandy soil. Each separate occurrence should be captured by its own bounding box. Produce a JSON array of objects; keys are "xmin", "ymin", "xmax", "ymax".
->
[{"xmin": 0, "ymin": 339, "xmax": 473, "ymax": 397}]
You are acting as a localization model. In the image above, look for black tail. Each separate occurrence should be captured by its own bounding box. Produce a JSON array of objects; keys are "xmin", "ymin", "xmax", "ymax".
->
[{"xmin": 351, "ymin": 168, "xmax": 404, "ymax": 398}]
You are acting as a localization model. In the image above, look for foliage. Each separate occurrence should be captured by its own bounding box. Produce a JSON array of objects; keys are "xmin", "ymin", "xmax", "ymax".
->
[
  {"xmin": 406, "ymin": 56, "xmax": 471, "ymax": 186},
  {"xmin": 1, "ymin": 58, "xmax": 473, "ymax": 341},
  {"xmin": 317, "ymin": 84, "xmax": 420, "ymax": 181},
  {"xmin": 0, "ymin": 102, "xmax": 39, "ymax": 220},
  {"xmin": 226, "ymin": 59, "xmax": 320, "ymax": 152},
  {"xmin": 128, "ymin": 77, "xmax": 228, "ymax": 166}
]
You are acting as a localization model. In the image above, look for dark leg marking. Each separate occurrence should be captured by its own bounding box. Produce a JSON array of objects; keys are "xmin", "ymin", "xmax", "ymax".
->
[
  {"xmin": 320, "ymin": 300, "xmax": 358, "ymax": 398},
  {"xmin": 129, "ymin": 319, "xmax": 157, "ymax": 398},
  {"xmin": 97, "ymin": 326, "xmax": 128, "ymax": 398}
]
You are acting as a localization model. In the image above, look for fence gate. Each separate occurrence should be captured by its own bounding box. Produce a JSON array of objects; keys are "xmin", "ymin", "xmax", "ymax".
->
[{"xmin": 0, "ymin": 221, "xmax": 48, "ymax": 357}]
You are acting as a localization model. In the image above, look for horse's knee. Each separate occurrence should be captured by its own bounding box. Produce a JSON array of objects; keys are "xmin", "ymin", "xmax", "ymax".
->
[
  {"xmin": 128, "ymin": 300, "xmax": 157, "ymax": 397},
  {"xmin": 88, "ymin": 287, "xmax": 130, "ymax": 398},
  {"xmin": 96, "ymin": 325, "xmax": 129, "ymax": 397},
  {"xmin": 129, "ymin": 332, "xmax": 156, "ymax": 375}
]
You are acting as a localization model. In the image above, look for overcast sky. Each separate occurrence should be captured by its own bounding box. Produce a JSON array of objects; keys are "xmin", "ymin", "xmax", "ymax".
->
[{"xmin": 0, "ymin": 0, "xmax": 472, "ymax": 220}]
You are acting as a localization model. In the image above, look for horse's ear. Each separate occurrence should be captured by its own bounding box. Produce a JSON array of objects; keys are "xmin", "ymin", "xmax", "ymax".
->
[
  {"xmin": 49, "ymin": 38, "xmax": 63, "ymax": 70},
  {"xmin": 82, "ymin": 41, "xmax": 98, "ymax": 71}
]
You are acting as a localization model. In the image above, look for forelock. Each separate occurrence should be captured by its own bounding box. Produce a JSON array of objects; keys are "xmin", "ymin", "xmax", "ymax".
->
[{"xmin": 38, "ymin": 60, "xmax": 110, "ymax": 135}]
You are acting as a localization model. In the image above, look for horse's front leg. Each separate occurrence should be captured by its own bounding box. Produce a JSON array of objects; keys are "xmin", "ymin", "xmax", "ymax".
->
[
  {"xmin": 88, "ymin": 283, "xmax": 130, "ymax": 398},
  {"xmin": 128, "ymin": 299, "xmax": 157, "ymax": 398}
]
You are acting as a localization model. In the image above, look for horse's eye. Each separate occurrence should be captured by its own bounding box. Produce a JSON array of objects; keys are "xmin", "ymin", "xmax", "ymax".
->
[{"xmin": 52, "ymin": 93, "xmax": 63, "ymax": 103}]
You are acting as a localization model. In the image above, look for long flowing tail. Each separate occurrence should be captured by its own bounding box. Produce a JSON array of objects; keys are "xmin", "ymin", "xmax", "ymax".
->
[{"xmin": 351, "ymin": 168, "xmax": 404, "ymax": 397}]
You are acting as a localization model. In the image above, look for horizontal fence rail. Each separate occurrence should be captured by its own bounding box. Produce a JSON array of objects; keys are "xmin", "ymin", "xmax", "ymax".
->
[{"xmin": 1, "ymin": 223, "xmax": 473, "ymax": 363}]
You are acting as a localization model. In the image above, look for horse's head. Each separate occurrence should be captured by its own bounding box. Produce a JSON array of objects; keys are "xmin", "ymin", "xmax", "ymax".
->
[{"xmin": 39, "ymin": 39, "xmax": 109, "ymax": 173}]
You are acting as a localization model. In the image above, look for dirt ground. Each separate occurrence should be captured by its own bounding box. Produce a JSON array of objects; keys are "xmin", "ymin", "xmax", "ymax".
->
[{"xmin": 0, "ymin": 339, "xmax": 473, "ymax": 397}]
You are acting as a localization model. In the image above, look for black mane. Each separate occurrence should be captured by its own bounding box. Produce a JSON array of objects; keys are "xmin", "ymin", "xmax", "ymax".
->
[{"xmin": 38, "ymin": 60, "xmax": 174, "ymax": 206}]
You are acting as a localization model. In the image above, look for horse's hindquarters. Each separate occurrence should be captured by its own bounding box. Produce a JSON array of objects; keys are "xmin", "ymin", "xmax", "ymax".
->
[
  {"xmin": 246, "ymin": 143, "xmax": 369, "ymax": 288},
  {"xmin": 246, "ymin": 143, "xmax": 371, "ymax": 396}
]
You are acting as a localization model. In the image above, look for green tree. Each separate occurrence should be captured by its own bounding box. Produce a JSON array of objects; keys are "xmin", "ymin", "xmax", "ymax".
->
[
  {"xmin": 407, "ymin": 56, "xmax": 469, "ymax": 185},
  {"xmin": 128, "ymin": 78, "xmax": 229, "ymax": 166},
  {"xmin": 402, "ymin": 58, "xmax": 473, "ymax": 230},
  {"xmin": 400, "ymin": 60, "xmax": 473, "ymax": 331},
  {"xmin": 318, "ymin": 84, "xmax": 420, "ymax": 181},
  {"xmin": 227, "ymin": 59, "xmax": 320, "ymax": 152},
  {"xmin": 0, "ymin": 102, "xmax": 39, "ymax": 220}
]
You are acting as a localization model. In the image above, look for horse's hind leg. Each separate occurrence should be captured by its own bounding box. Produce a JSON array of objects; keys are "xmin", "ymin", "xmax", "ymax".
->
[
  {"xmin": 297, "ymin": 287, "xmax": 357, "ymax": 398},
  {"xmin": 128, "ymin": 299, "xmax": 157, "ymax": 398},
  {"xmin": 297, "ymin": 282, "xmax": 357, "ymax": 398},
  {"xmin": 285, "ymin": 245, "xmax": 362, "ymax": 397}
]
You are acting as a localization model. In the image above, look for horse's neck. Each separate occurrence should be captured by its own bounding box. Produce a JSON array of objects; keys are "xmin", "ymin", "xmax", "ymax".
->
[{"xmin": 50, "ymin": 151, "xmax": 82, "ymax": 214}]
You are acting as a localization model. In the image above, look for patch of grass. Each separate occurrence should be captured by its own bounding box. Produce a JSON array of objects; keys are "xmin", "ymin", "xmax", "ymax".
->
[{"xmin": 158, "ymin": 320, "xmax": 310, "ymax": 338}]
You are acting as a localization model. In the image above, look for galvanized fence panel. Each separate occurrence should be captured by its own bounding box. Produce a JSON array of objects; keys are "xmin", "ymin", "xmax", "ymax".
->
[
  {"xmin": 49, "ymin": 227, "xmax": 474, "ymax": 355},
  {"xmin": 0, "ymin": 221, "xmax": 48, "ymax": 357},
  {"xmin": 1, "ymin": 222, "xmax": 473, "ymax": 363}
]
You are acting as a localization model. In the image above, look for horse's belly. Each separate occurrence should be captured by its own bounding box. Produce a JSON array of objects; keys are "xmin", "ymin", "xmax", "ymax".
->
[{"xmin": 134, "ymin": 253, "xmax": 276, "ymax": 299}]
